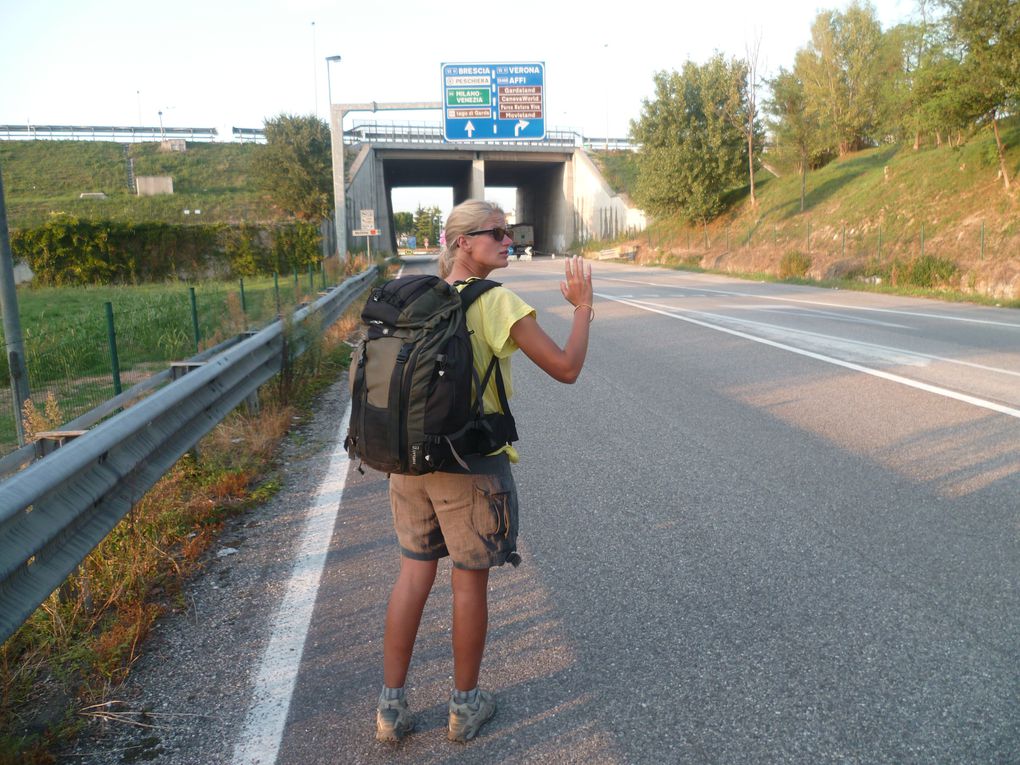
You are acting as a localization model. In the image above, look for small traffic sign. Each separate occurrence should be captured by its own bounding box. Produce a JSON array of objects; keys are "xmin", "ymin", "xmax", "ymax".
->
[
  {"xmin": 352, "ymin": 228, "xmax": 379, "ymax": 237},
  {"xmin": 360, "ymin": 210, "xmax": 375, "ymax": 229},
  {"xmin": 441, "ymin": 62, "xmax": 545, "ymax": 142}
]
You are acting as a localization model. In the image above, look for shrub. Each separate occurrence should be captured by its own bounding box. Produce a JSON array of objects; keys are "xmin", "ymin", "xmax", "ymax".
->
[
  {"xmin": 11, "ymin": 218, "xmax": 322, "ymax": 285},
  {"xmin": 779, "ymin": 250, "xmax": 811, "ymax": 279},
  {"xmin": 905, "ymin": 254, "xmax": 957, "ymax": 288}
]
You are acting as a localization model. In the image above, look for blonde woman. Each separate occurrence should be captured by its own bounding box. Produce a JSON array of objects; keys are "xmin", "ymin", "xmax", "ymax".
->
[{"xmin": 376, "ymin": 199, "xmax": 593, "ymax": 743}]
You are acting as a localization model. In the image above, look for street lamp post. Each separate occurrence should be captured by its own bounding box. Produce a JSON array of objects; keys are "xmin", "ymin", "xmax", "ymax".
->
[
  {"xmin": 311, "ymin": 22, "xmax": 318, "ymax": 117},
  {"xmin": 603, "ymin": 43, "xmax": 610, "ymax": 151},
  {"xmin": 158, "ymin": 110, "xmax": 165, "ymax": 142},
  {"xmin": 325, "ymin": 55, "xmax": 345, "ymax": 259}
]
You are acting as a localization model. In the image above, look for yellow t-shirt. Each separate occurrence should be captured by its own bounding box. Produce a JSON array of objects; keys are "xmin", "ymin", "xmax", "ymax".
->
[{"xmin": 457, "ymin": 279, "xmax": 536, "ymax": 462}]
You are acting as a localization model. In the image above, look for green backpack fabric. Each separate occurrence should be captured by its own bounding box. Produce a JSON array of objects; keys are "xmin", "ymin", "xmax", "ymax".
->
[{"xmin": 344, "ymin": 274, "xmax": 518, "ymax": 475}]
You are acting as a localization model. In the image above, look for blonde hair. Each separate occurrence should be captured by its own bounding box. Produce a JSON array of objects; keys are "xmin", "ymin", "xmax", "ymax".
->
[{"xmin": 439, "ymin": 199, "xmax": 505, "ymax": 278}]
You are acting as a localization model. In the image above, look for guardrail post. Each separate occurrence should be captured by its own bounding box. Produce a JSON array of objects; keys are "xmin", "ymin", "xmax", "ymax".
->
[
  {"xmin": 239, "ymin": 278, "xmax": 247, "ymax": 316},
  {"xmin": 189, "ymin": 287, "xmax": 200, "ymax": 352},
  {"xmin": 104, "ymin": 302, "xmax": 122, "ymax": 396},
  {"xmin": 241, "ymin": 331, "xmax": 261, "ymax": 415}
]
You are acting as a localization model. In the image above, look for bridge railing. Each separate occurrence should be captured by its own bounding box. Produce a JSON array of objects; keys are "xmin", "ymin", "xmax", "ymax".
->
[{"xmin": 344, "ymin": 121, "xmax": 584, "ymax": 148}]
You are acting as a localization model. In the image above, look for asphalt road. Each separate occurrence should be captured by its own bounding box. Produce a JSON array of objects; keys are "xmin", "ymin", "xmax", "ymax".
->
[
  {"xmin": 275, "ymin": 260, "xmax": 1019, "ymax": 763},
  {"xmin": 70, "ymin": 259, "xmax": 1020, "ymax": 764}
]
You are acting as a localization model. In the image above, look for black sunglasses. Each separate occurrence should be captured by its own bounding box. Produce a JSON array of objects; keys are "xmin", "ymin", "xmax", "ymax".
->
[{"xmin": 465, "ymin": 226, "xmax": 512, "ymax": 241}]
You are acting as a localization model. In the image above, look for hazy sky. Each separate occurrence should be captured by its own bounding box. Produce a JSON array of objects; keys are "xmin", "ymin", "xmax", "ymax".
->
[{"xmin": 0, "ymin": 0, "xmax": 915, "ymax": 213}]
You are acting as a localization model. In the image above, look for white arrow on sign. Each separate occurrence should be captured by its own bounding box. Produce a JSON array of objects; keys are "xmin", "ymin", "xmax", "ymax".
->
[
  {"xmin": 514, "ymin": 119, "xmax": 530, "ymax": 137},
  {"xmin": 465, "ymin": 121, "xmax": 475, "ymax": 138}
]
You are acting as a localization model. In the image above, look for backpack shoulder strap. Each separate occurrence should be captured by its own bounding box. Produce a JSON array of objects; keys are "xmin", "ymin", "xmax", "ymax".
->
[{"xmin": 457, "ymin": 278, "xmax": 501, "ymax": 311}]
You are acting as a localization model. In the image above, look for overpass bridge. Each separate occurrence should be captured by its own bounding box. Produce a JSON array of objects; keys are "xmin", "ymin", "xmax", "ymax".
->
[{"xmin": 336, "ymin": 122, "xmax": 645, "ymax": 255}]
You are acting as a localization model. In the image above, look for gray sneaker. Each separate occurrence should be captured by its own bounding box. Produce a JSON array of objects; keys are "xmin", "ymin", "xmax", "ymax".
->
[
  {"xmin": 376, "ymin": 696, "xmax": 414, "ymax": 742},
  {"xmin": 447, "ymin": 689, "xmax": 496, "ymax": 742}
]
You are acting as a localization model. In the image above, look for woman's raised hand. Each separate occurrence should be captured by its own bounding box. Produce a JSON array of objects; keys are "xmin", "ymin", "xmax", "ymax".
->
[{"xmin": 560, "ymin": 255, "xmax": 593, "ymax": 308}]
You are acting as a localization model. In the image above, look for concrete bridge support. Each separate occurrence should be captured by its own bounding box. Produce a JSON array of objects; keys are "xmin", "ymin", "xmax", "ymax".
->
[{"xmin": 343, "ymin": 141, "xmax": 645, "ymax": 256}]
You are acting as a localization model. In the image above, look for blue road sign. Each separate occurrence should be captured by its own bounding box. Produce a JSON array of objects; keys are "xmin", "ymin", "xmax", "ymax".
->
[{"xmin": 441, "ymin": 62, "xmax": 545, "ymax": 142}]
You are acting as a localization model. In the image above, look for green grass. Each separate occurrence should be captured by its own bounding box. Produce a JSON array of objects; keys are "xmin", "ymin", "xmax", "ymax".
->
[
  {"xmin": 0, "ymin": 140, "xmax": 274, "ymax": 227},
  {"xmin": 0, "ymin": 273, "xmax": 335, "ymax": 454},
  {"xmin": 648, "ymin": 254, "xmax": 1020, "ymax": 309}
]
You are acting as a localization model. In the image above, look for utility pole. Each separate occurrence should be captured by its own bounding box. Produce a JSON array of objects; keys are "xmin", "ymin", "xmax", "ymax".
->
[{"xmin": 0, "ymin": 166, "xmax": 30, "ymax": 445}]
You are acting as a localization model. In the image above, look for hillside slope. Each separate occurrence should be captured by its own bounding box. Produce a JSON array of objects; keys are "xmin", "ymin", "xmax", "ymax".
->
[
  {"xmin": 0, "ymin": 140, "xmax": 276, "ymax": 227},
  {"xmin": 609, "ymin": 119, "xmax": 1020, "ymax": 301}
]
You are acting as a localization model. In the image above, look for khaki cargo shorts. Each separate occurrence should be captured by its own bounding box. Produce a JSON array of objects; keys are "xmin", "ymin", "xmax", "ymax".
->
[{"xmin": 388, "ymin": 453, "xmax": 521, "ymax": 570}]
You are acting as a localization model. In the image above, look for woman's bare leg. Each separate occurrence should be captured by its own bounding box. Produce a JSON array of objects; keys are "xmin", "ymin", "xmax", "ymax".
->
[
  {"xmin": 451, "ymin": 567, "xmax": 490, "ymax": 691},
  {"xmin": 382, "ymin": 557, "xmax": 438, "ymax": 688}
]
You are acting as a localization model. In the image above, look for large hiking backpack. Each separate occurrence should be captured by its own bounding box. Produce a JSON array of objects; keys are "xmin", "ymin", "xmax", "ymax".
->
[{"xmin": 344, "ymin": 274, "xmax": 518, "ymax": 475}]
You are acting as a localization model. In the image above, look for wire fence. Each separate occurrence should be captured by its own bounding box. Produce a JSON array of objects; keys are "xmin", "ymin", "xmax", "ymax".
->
[{"xmin": 0, "ymin": 261, "xmax": 351, "ymax": 456}]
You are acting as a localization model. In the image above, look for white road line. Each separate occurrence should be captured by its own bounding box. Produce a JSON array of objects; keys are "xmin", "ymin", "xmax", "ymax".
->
[
  {"xmin": 597, "ymin": 292, "xmax": 1020, "ymax": 420},
  {"xmin": 725, "ymin": 304, "xmax": 911, "ymax": 328},
  {"xmin": 599, "ymin": 275, "xmax": 1020, "ymax": 329},
  {"xmin": 232, "ymin": 400, "xmax": 353, "ymax": 765},
  {"xmin": 632, "ymin": 298, "xmax": 1020, "ymax": 379}
]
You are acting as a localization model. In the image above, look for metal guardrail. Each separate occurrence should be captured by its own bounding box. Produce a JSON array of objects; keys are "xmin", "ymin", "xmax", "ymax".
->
[
  {"xmin": 232, "ymin": 127, "xmax": 268, "ymax": 144},
  {"xmin": 0, "ymin": 333, "xmax": 249, "ymax": 480},
  {"xmin": 0, "ymin": 267, "xmax": 377, "ymax": 644},
  {"xmin": 0, "ymin": 125, "xmax": 221, "ymax": 142}
]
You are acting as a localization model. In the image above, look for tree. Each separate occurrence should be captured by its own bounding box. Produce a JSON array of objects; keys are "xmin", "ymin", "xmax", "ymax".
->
[
  {"xmin": 941, "ymin": 0, "xmax": 1020, "ymax": 189},
  {"xmin": 631, "ymin": 54, "xmax": 750, "ymax": 222},
  {"xmin": 766, "ymin": 68, "xmax": 824, "ymax": 212},
  {"xmin": 413, "ymin": 206, "xmax": 443, "ymax": 247},
  {"xmin": 886, "ymin": 5, "xmax": 978, "ymax": 150},
  {"xmin": 252, "ymin": 114, "xmax": 333, "ymax": 220},
  {"xmin": 794, "ymin": 2, "xmax": 892, "ymax": 156},
  {"xmin": 743, "ymin": 34, "xmax": 765, "ymax": 207},
  {"xmin": 393, "ymin": 211, "xmax": 415, "ymax": 236}
]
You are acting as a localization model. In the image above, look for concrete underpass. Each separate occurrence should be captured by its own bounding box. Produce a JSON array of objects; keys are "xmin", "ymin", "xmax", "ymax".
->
[{"xmin": 342, "ymin": 133, "xmax": 646, "ymax": 255}]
